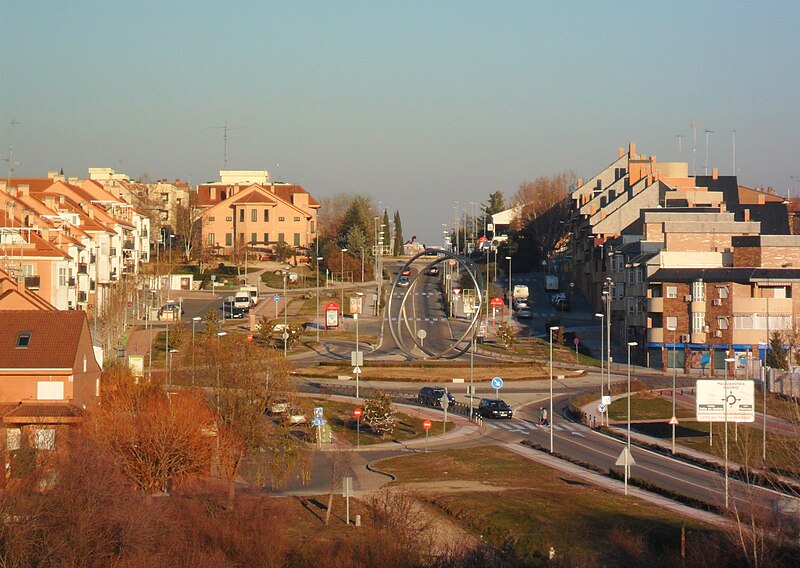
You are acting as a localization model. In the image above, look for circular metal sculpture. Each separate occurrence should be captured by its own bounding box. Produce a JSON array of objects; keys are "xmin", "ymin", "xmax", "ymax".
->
[{"xmin": 387, "ymin": 248, "xmax": 484, "ymax": 359}]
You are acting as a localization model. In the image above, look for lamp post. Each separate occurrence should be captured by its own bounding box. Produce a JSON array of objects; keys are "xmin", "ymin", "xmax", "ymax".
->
[
  {"xmin": 355, "ymin": 291, "xmax": 363, "ymax": 399},
  {"xmin": 168, "ymin": 349, "xmax": 178, "ymax": 386},
  {"xmin": 216, "ymin": 331, "xmax": 227, "ymax": 410},
  {"xmin": 758, "ymin": 341, "xmax": 769, "ymax": 465},
  {"xmin": 506, "ymin": 256, "xmax": 513, "ymax": 320},
  {"xmin": 606, "ymin": 278, "xmax": 612, "ymax": 391},
  {"xmin": 626, "ymin": 341, "xmax": 638, "ymax": 494},
  {"xmin": 316, "ymin": 256, "xmax": 324, "ymax": 342},
  {"xmin": 595, "ymin": 312, "xmax": 605, "ymax": 426},
  {"xmin": 282, "ymin": 269, "xmax": 289, "ymax": 357},
  {"xmin": 340, "ymin": 248, "xmax": 347, "ymax": 309},
  {"xmin": 667, "ymin": 325, "xmax": 677, "ymax": 453},
  {"xmin": 724, "ymin": 356, "xmax": 736, "ymax": 509},
  {"xmin": 549, "ymin": 325, "xmax": 560, "ymax": 453},
  {"xmin": 191, "ymin": 316, "xmax": 201, "ymax": 385}
]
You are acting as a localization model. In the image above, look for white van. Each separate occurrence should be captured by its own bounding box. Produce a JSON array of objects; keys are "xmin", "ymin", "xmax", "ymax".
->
[
  {"xmin": 240, "ymin": 285, "xmax": 259, "ymax": 305},
  {"xmin": 233, "ymin": 291, "xmax": 252, "ymax": 310},
  {"xmin": 513, "ymin": 284, "xmax": 529, "ymax": 300}
]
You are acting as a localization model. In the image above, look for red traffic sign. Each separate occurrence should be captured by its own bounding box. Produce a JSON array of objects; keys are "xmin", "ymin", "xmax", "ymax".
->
[
  {"xmin": 669, "ymin": 416, "xmax": 679, "ymax": 426},
  {"xmin": 246, "ymin": 333, "xmax": 254, "ymax": 342},
  {"xmin": 452, "ymin": 287, "xmax": 462, "ymax": 296},
  {"xmin": 489, "ymin": 296, "xmax": 504, "ymax": 307},
  {"xmin": 353, "ymin": 408, "xmax": 362, "ymax": 418},
  {"xmin": 574, "ymin": 337, "xmax": 580, "ymax": 346},
  {"xmin": 422, "ymin": 419, "xmax": 432, "ymax": 430}
]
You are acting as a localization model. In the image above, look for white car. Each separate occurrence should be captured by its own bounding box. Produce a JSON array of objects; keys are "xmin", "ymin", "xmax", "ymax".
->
[
  {"xmin": 398, "ymin": 276, "xmax": 410, "ymax": 287},
  {"xmin": 285, "ymin": 406, "xmax": 308, "ymax": 425}
]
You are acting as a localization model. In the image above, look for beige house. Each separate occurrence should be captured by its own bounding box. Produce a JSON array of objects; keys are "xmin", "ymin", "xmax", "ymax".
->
[{"xmin": 197, "ymin": 174, "xmax": 319, "ymax": 255}]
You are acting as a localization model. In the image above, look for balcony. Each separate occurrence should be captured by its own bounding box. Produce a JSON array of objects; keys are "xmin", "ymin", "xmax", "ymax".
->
[
  {"xmin": 78, "ymin": 263, "xmax": 88, "ymax": 275},
  {"xmin": 24, "ymin": 276, "xmax": 40, "ymax": 290},
  {"xmin": 77, "ymin": 291, "xmax": 87, "ymax": 303},
  {"xmin": 68, "ymin": 277, "xmax": 76, "ymax": 287},
  {"xmin": 647, "ymin": 297, "xmax": 663, "ymax": 313},
  {"xmin": 732, "ymin": 297, "xmax": 792, "ymax": 314},
  {"xmin": 648, "ymin": 328, "xmax": 664, "ymax": 343},
  {"xmin": 110, "ymin": 248, "xmax": 117, "ymax": 256},
  {"xmin": 123, "ymin": 240, "xmax": 135, "ymax": 250}
]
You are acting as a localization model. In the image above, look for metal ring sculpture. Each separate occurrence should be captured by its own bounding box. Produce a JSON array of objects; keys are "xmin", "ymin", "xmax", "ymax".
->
[{"xmin": 387, "ymin": 248, "xmax": 484, "ymax": 359}]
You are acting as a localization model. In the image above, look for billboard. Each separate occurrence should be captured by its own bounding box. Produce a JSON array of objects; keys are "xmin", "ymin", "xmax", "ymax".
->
[{"xmin": 696, "ymin": 379, "xmax": 755, "ymax": 422}]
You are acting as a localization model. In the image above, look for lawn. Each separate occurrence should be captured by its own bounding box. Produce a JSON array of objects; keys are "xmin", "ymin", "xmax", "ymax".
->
[
  {"xmin": 607, "ymin": 392, "xmax": 695, "ymax": 422},
  {"xmin": 376, "ymin": 446, "xmax": 722, "ymax": 565}
]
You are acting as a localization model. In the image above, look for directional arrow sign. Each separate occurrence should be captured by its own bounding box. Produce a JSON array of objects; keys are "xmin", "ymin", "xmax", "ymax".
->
[
  {"xmin": 615, "ymin": 447, "xmax": 636, "ymax": 467},
  {"xmin": 491, "ymin": 377, "xmax": 504, "ymax": 390},
  {"xmin": 353, "ymin": 366, "xmax": 361, "ymax": 374}
]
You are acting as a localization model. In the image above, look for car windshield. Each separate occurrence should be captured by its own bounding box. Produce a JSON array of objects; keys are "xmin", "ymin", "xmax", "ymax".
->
[{"xmin": 487, "ymin": 401, "xmax": 507, "ymax": 408}]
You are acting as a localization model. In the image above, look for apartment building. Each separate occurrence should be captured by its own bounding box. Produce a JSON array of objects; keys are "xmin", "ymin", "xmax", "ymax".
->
[{"xmin": 197, "ymin": 171, "xmax": 319, "ymax": 255}]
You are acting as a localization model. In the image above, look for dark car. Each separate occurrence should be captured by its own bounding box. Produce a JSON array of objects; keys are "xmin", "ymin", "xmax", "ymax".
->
[
  {"xmin": 398, "ymin": 275, "xmax": 411, "ymax": 287},
  {"xmin": 478, "ymin": 398, "xmax": 513, "ymax": 419},
  {"xmin": 426, "ymin": 266, "xmax": 440, "ymax": 276},
  {"xmin": 221, "ymin": 302, "xmax": 245, "ymax": 319},
  {"xmin": 418, "ymin": 386, "xmax": 456, "ymax": 408},
  {"xmin": 554, "ymin": 298, "xmax": 571, "ymax": 311}
]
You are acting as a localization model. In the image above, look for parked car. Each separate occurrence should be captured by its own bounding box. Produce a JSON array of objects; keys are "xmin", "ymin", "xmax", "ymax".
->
[
  {"xmin": 554, "ymin": 298, "xmax": 571, "ymax": 311},
  {"xmin": 267, "ymin": 396, "xmax": 290, "ymax": 415},
  {"xmin": 221, "ymin": 303, "xmax": 245, "ymax": 319},
  {"xmin": 285, "ymin": 406, "xmax": 308, "ymax": 425},
  {"xmin": 513, "ymin": 298, "xmax": 530, "ymax": 310},
  {"xmin": 478, "ymin": 398, "xmax": 513, "ymax": 419},
  {"xmin": 418, "ymin": 386, "xmax": 456, "ymax": 408},
  {"xmin": 516, "ymin": 309, "xmax": 532, "ymax": 319},
  {"xmin": 157, "ymin": 303, "xmax": 183, "ymax": 321},
  {"xmin": 398, "ymin": 275, "xmax": 411, "ymax": 287},
  {"xmin": 550, "ymin": 292, "xmax": 566, "ymax": 306}
]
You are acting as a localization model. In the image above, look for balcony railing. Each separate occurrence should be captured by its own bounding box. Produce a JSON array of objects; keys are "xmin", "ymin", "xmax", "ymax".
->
[
  {"xmin": 24, "ymin": 276, "xmax": 40, "ymax": 290},
  {"xmin": 110, "ymin": 248, "xmax": 117, "ymax": 256},
  {"xmin": 78, "ymin": 291, "xmax": 87, "ymax": 303},
  {"xmin": 123, "ymin": 240, "xmax": 135, "ymax": 250},
  {"xmin": 78, "ymin": 263, "xmax": 88, "ymax": 275},
  {"xmin": 68, "ymin": 277, "xmax": 76, "ymax": 287}
]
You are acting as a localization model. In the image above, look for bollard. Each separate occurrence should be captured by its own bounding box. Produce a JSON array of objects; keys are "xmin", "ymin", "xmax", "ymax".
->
[{"xmin": 355, "ymin": 514, "xmax": 361, "ymax": 527}]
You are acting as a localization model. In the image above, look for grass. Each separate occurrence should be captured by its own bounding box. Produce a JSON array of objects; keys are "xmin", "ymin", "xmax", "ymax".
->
[
  {"xmin": 375, "ymin": 446, "xmax": 720, "ymax": 564},
  {"xmin": 606, "ymin": 391, "xmax": 696, "ymax": 422},
  {"xmin": 304, "ymin": 397, "xmax": 449, "ymax": 446}
]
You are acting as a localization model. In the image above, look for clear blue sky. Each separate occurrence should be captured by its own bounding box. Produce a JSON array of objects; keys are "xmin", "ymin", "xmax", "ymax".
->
[{"xmin": 2, "ymin": 1, "xmax": 798, "ymax": 243}]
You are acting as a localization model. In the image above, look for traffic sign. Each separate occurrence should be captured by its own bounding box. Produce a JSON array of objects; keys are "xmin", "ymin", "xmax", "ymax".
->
[
  {"xmin": 452, "ymin": 287, "xmax": 462, "ymax": 297},
  {"xmin": 417, "ymin": 329, "xmax": 427, "ymax": 340},
  {"xmin": 574, "ymin": 337, "xmax": 580, "ymax": 346},
  {"xmin": 598, "ymin": 403, "xmax": 606, "ymax": 414},
  {"xmin": 353, "ymin": 408, "xmax": 362, "ymax": 418},
  {"xmin": 602, "ymin": 395, "xmax": 611, "ymax": 405},
  {"xmin": 669, "ymin": 416, "xmax": 679, "ymax": 426},
  {"xmin": 696, "ymin": 379, "xmax": 755, "ymax": 422},
  {"xmin": 615, "ymin": 447, "xmax": 636, "ymax": 467},
  {"xmin": 353, "ymin": 366, "xmax": 361, "ymax": 374},
  {"xmin": 274, "ymin": 294, "xmax": 280, "ymax": 302},
  {"xmin": 491, "ymin": 376, "xmax": 504, "ymax": 390},
  {"xmin": 351, "ymin": 351, "xmax": 364, "ymax": 366},
  {"xmin": 313, "ymin": 406, "xmax": 324, "ymax": 427},
  {"xmin": 422, "ymin": 419, "xmax": 432, "ymax": 430},
  {"xmin": 489, "ymin": 297, "xmax": 504, "ymax": 307},
  {"xmin": 246, "ymin": 333, "xmax": 254, "ymax": 341}
]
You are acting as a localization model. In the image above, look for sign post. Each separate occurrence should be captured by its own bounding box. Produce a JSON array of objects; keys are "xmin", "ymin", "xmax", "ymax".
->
[
  {"xmin": 441, "ymin": 389, "xmax": 449, "ymax": 434},
  {"xmin": 423, "ymin": 419, "xmax": 432, "ymax": 453},
  {"xmin": 274, "ymin": 293, "xmax": 280, "ymax": 318},
  {"xmin": 353, "ymin": 407, "xmax": 362, "ymax": 448},
  {"xmin": 574, "ymin": 337, "xmax": 580, "ymax": 364},
  {"xmin": 313, "ymin": 407, "xmax": 324, "ymax": 449},
  {"xmin": 491, "ymin": 376, "xmax": 504, "ymax": 398},
  {"xmin": 342, "ymin": 476, "xmax": 353, "ymax": 525}
]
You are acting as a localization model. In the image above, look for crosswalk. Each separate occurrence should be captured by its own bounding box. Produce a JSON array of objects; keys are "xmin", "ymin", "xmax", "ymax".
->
[
  {"xmin": 484, "ymin": 420, "xmax": 584, "ymax": 437},
  {"xmin": 387, "ymin": 316, "xmax": 443, "ymax": 322}
]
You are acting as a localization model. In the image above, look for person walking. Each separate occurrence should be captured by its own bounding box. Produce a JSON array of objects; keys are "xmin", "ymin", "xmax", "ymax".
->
[{"xmin": 539, "ymin": 407, "xmax": 549, "ymax": 426}]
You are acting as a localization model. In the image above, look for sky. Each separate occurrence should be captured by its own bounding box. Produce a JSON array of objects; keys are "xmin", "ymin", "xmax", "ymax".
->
[{"xmin": 2, "ymin": 1, "xmax": 799, "ymax": 243}]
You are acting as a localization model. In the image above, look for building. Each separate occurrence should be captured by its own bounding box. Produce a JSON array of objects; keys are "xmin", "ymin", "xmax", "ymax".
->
[{"xmin": 197, "ymin": 171, "xmax": 319, "ymax": 255}]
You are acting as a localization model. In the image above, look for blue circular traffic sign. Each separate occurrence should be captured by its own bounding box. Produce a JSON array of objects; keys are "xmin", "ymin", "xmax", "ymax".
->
[
  {"xmin": 491, "ymin": 376, "xmax": 504, "ymax": 390},
  {"xmin": 274, "ymin": 294, "xmax": 280, "ymax": 302}
]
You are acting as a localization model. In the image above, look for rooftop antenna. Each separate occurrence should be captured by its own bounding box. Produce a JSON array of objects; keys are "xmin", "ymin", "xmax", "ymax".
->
[
  {"xmin": 704, "ymin": 129, "xmax": 714, "ymax": 175},
  {"xmin": 3, "ymin": 119, "xmax": 21, "ymax": 185},
  {"xmin": 732, "ymin": 130, "xmax": 737, "ymax": 178},
  {"xmin": 676, "ymin": 134, "xmax": 684, "ymax": 155},
  {"xmin": 791, "ymin": 176, "xmax": 799, "ymax": 202},
  {"xmin": 690, "ymin": 122, "xmax": 698, "ymax": 176},
  {"xmin": 208, "ymin": 121, "xmax": 243, "ymax": 169}
]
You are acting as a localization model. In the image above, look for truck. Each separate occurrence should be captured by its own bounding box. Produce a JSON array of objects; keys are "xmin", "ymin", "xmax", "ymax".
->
[
  {"xmin": 233, "ymin": 290, "xmax": 253, "ymax": 310},
  {"xmin": 545, "ymin": 275, "xmax": 559, "ymax": 292},
  {"xmin": 240, "ymin": 285, "xmax": 259, "ymax": 305},
  {"xmin": 512, "ymin": 284, "xmax": 529, "ymax": 300}
]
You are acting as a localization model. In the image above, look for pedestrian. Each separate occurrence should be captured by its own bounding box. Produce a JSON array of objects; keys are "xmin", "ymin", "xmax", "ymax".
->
[{"xmin": 541, "ymin": 407, "xmax": 549, "ymax": 426}]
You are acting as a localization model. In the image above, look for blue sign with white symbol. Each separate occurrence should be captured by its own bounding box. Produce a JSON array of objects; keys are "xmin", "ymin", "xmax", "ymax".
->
[
  {"xmin": 274, "ymin": 294, "xmax": 280, "ymax": 302},
  {"xmin": 491, "ymin": 377, "xmax": 504, "ymax": 390},
  {"xmin": 313, "ymin": 406, "xmax": 324, "ymax": 426}
]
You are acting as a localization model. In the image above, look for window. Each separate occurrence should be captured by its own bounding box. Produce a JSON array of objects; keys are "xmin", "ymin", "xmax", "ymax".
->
[
  {"xmin": 59, "ymin": 267, "xmax": 67, "ymax": 287},
  {"xmin": 278, "ymin": 233, "xmax": 285, "ymax": 243},
  {"xmin": 264, "ymin": 210, "xmax": 269, "ymax": 222},
  {"xmin": 209, "ymin": 216, "xmax": 215, "ymax": 222},
  {"xmin": 717, "ymin": 286, "xmax": 729, "ymax": 299},
  {"xmin": 21, "ymin": 264, "xmax": 34, "ymax": 277},
  {"xmin": 628, "ymin": 270, "xmax": 635, "ymax": 285},
  {"xmin": 626, "ymin": 298, "xmax": 636, "ymax": 316},
  {"xmin": 734, "ymin": 315, "xmax": 753, "ymax": 329},
  {"xmin": 692, "ymin": 312, "xmax": 705, "ymax": 333},
  {"xmin": 293, "ymin": 216, "xmax": 301, "ymax": 222},
  {"xmin": 225, "ymin": 233, "xmax": 232, "ymax": 246},
  {"xmin": 692, "ymin": 280, "xmax": 705, "ymax": 301},
  {"xmin": 34, "ymin": 429, "xmax": 56, "ymax": 451},
  {"xmin": 6, "ymin": 428, "xmax": 21, "ymax": 451},
  {"xmin": 718, "ymin": 317, "xmax": 729, "ymax": 330},
  {"xmin": 666, "ymin": 286, "xmax": 678, "ymax": 299},
  {"xmin": 16, "ymin": 332, "xmax": 31, "ymax": 349},
  {"xmin": 208, "ymin": 234, "xmax": 215, "ymax": 245},
  {"xmin": 251, "ymin": 209, "xmax": 257, "ymax": 222},
  {"xmin": 293, "ymin": 233, "xmax": 300, "ymax": 246},
  {"xmin": 251, "ymin": 232, "xmax": 257, "ymax": 244},
  {"xmin": 239, "ymin": 209, "xmax": 245, "ymax": 222},
  {"xmin": 278, "ymin": 216, "xmax": 285, "ymax": 222},
  {"xmin": 310, "ymin": 220, "xmax": 315, "ymax": 233},
  {"xmin": 666, "ymin": 316, "xmax": 678, "ymax": 330},
  {"xmin": 264, "ymin": 233, "xmax": 269, "ymax": 244},
  {"xmin": 226, "ymin": 216, "xmax": 232, "ymax": 222}
]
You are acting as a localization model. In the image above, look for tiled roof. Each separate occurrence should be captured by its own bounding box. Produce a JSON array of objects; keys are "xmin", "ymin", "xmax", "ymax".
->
[{"xmin": 0, "ymin": 311, "xmax": 87, "ymax": 369}]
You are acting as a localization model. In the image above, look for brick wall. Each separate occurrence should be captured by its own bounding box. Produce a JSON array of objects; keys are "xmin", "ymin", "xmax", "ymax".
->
[{"xmin": 733, "ymin": 246, "xmax": 760, "ymax": 267}]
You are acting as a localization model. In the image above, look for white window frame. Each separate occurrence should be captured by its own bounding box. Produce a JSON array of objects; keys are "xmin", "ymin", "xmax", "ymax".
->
[
  {"xmin": 692, "ymin": 280, "xmax": 705, "ymax": 302},
  {"xmin": 692, "ymin": 312, "xmax": 705, "ymax": 333},
  {"xmin": 717, "ymin": 317, "xmax": 729, "ymax": 330},
  {"xmin": 666, "ymin": 286, "xmax": 678, "ymax": 299},
  {"xmin": 666, "ymin": 316, "xmax": 678, "ymax": 330},
  {"xmin": 717, "ymin": 286, "xmax": 729, "ymax": 299}
]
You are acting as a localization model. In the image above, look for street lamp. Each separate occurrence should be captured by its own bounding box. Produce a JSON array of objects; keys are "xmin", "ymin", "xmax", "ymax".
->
[
  {"xmin": 340, "ymin": 248, "xmax": 347, "ymax": 309},
  {"xmin": 355, "ymin": 291, "xmax": 363, "ymax": 399},
  {"xmin": 758, "ymin": 341, "xmax": 769, "ymax": 465},
  {"xmin": 595, "ymin": 313, "xmax": 605, "ymax": 426},
  {"xmin": 191, "ymin": 316, "xmax": 202, "ymax": 385},
  {"xmin": 281, "ymin": 268, "xmax": 290, "ymax": 357},
  {"xmin": 626, "ymin": 341, "xmax": 638, "ymax": 495},
  {"xmin": 316, "ymin": 256, "xmax": 324, "ymax": 343},
  {"xmin": 216, "ymin": 331, "xmax": 227, "ymax": 409},
  {"xmin": 168, "ymin": 349, "xmax": 179, "ymax": 386},
  {"xmin": 549, "ymin": 325, "xmax": 560, "ymax": 453},
  {"xmin": 506, "ymin": 256, "xmax": 513, "ymax": 320},
  {"xmin": 667, "ymin": 325, "xmax": 677, "ymax": 453},
  {"xmin": 724, "ymin": 356, "xmax": 736, "ymax": 509}
]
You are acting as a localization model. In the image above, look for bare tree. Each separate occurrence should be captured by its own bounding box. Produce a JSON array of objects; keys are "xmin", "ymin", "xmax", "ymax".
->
[{"xmin": 173, "ymin": 191, "xmax": 203, "ymax": 263}]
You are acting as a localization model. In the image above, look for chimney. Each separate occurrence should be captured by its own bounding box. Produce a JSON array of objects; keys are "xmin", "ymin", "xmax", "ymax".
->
[
  {"xmin": 629, "ymin": 142, "xmax": 636, "ymax": 157},
  {"xmin": 712, "ymin": 167, "xmax": 718, "ymax": 180},
  {"xmin": 0, "ymin": 181, "xmax": 6, "ymax": 192},
  {"xmin": 47, "ymin": 171, "xmax": 59, "ymax": 179},
  {"xmin": 744, "ymin": 209, "xmax": 750, "ymax": 221},
  {"xmin": 720, "ymin": 202, "xmax": 726, "ymax": 212},
  {"xmin": 69, "ymin": 177, "xmax": 78, "ymax": 185},
  {"xmin": 43, "ymin": 195, "xmax": 56, "ymax": 210},
  {"xmin": 758, "ymin": 193, "xmax": 765, "ymax": 205},
  {"xmin": 18, "ymin": 184, "xmax": 30, "ymax": 197}
]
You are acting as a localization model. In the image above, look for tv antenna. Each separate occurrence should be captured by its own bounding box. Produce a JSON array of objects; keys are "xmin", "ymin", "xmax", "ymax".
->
[
  {"xmin": 704, "ymin": 129, "xmax": 714, "ymax": 175},
  {"xmin": 208, "ymin": 121, "xmax": 243, "ymax": 169},
  {"xmin": 3, "ymin": 119, "xmax": 21, "ymax": 184},
  {"xmin": 732, "ymin": 130, "xmax": 737, "ymax": 177},
  {"xmin": 690, "ymin": 122, "xmax": 698, "ymax": 176},
  {"xmin": 676, "ymin": 134, "xmax": 684, "ymax": 154}
]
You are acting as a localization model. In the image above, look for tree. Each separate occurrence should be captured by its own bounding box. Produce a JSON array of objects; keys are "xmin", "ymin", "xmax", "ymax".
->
[
  {"xmin": 339, "ymin": 196, "xmax": 374, "ymax": 250},
  {"xmin": 497, "ymin": 322, "xmax": 517, "ymax": 349},
  {"xmin": 381, "ymin": 209, "xmax": 391, "ymax": 252},
  {"xmin": 173, "ymin": 191, "xmax": 203, "ymax": 263},
  {"xmin": 481, "ymin": 190, "xmax": 506, "ymax": 236},
  {"xmin": 393, "ymin": 210, "xmax": 404, "ymax": 256},
  {"xmin": 274, "ymin": 241, "xmax": 294, "ymax": 262},
  {"xmin": 766, "ymin": 330, "xmax": 789, "ymax": 370},
  {"xmin": 363, "ymin": 390, "xmax": 395, "ymax": 439}
]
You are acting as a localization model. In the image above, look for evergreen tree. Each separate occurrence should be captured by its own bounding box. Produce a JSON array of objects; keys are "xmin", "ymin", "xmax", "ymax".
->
[
  {"xmin": 393, "ymin": 210, "xmax": 404, "ymax": 256},
  {"xmin": 381, "ymin": 209, "xmax": 391, "ymax": 253},
  {"xmin": 338, "ymin": 196, "xmax": 373, "ymax": 250},
  {"xmin": 482, "ymin": 190, "xmax": 506, "ymax": 235},
  {"xmin": 766, "ymin": 330, "xmax": 789, "ymax": 370}
]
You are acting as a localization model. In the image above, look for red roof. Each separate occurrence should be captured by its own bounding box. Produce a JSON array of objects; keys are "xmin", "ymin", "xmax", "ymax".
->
[{"xmin": 0, "ymin": 311, "xmax": 88, "ymax": 369}]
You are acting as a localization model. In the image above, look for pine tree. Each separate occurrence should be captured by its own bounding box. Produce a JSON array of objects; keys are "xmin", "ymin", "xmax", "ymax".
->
[
  {"xmin": 766, "ymin": 330, "xmax": 789, "ymax": 370},
  {"xmin": 381, "ymin": 209, "xmax": 391, "ymax": 253},
  {"xmin": 393, "ymin": 211, "xmax": 404, "ymax": 256}
]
